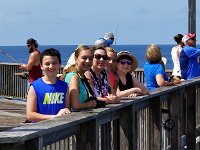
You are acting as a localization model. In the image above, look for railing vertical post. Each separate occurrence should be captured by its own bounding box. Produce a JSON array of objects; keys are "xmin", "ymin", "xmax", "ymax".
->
[
  {"xmin": 76, "ymin": 119, "xmax": 99, "ymax": 150},
  {"xmin": 119, "ymin": 106, "xmax": 134, "ymax": 150},
  {"xmin": 149, "ymin": 96, "xmax": 162, "ymax": 150},
  {"xmin": 170, "ymin": 91, "xmax": 180, "ymax": 149},
  {"xmin": 186, "ymin": 85, "xmax": 196, "ymax": 149},
  {"xmin": 25, "ymin": 137, "xmax": 43, "ymax": 150}
]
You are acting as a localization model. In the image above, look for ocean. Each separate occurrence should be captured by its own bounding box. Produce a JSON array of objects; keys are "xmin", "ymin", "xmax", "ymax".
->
[{"xmin": 1, "ymin": 44, "xmax": 199, "ymax": 70}]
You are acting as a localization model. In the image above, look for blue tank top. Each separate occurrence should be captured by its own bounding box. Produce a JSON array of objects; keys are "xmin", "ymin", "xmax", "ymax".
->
[{"xmin": 32, "ymin": 78, "xmax": 68, "ymax": 115}]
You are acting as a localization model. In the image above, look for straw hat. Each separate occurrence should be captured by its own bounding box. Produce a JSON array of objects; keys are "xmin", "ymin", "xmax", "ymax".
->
[{"xmin": 117, "ymin": 51, "xmax": 138, "ymax": 72}]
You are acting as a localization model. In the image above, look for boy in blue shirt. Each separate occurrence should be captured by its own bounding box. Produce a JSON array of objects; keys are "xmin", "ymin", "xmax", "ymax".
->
[{"xmin": 26, "ymin": 48, "xmax": 70, "ymax": 122}]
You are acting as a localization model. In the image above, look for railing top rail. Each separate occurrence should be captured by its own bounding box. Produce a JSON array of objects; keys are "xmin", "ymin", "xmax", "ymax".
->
[{"xmin": 1, "ymin": 77, "xmax": 200, "ymax": 144}]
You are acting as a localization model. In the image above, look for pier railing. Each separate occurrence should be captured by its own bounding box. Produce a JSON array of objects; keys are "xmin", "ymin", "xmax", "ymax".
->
[
  {"xmin": 0, "ymin": 63, "xmax": 172, "ymax": 99},
  {"xmin": 0, "ymin": 75, "xmax": 200, "ymax": 149}
]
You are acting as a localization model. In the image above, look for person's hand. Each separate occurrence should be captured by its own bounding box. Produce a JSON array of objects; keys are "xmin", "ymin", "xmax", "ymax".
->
[
  {"xmin": 128, "ymin": 92, "xmax": 142, "ymax": 97},
  {"xmin": 55, "ymin": 108, "xmax": 71, "ymax": 117},
  {"xmin": 105, "ymin": 94, "xmax": 120, "ymax": 104},
  {"xmin": 87, "ymin": 100, "xmax": 97, "ymax": 108}
]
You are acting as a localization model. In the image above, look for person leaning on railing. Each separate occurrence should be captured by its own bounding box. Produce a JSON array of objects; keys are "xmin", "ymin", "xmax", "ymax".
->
[
  {"xmin": 115, "ymin": 51, "xmax": 149, "ymax": 97},
  {"xmin": 26, "ymin": 48, "xmax": 71, "ymax": 122},
  {"xmin": 144, "ymin": 44, "xmax": 180, "ymax": 91}
]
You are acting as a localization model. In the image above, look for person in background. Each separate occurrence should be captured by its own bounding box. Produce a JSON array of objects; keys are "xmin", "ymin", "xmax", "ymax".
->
[
  {"xmin": 115, "ymin": 51, "xmax": 149, "ymax": 97},
  {"xmin": 144, "ymin": 44, "xmax": 176, "ymax": 91},
  {"xmin": 26, "ymin": 48, "xmax": 71, "ymax": 122},
  {"xmin": 104, "ymin": 32, "xmax": 115, "ymax": 46},
  {"xmin": 180, "ymin": 33, "xmax": 200, "ymax": 80},
  {"xmin": 94, "ymin": 32, "xmax": 115, "ymax": 47},
  {"xmin": 85, "ymin": 45, "xmax": 120, "ymax": 104},
  {"xmin": 171, "ymin": 34, "xmax": 184, "ymax": 78},
  {"xmin": 104, "ymin": 46, "xmax": 118, "ymax": 90},
  {"xmin": 60, "ymin": 52, "xmax": 76, "ymax": 81},
  {"xmin": 19, "ymin": 38, "xmax": 42, "ymax": 85},
  {"xmin": 64, "ymin": 45, "xmax": 97, "ymax": 110}
]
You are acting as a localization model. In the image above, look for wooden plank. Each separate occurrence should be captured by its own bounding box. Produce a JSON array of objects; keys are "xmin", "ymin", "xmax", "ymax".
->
[
  {"xmin": 76, "ymin": 119, "xmax": 99, "ymax": 150},
  {"xmin": 119, "ymin": 106, "xmax": 134, "ymax": 150},
  {"xmin": 149, "ymin": 96, "xmax": 162, "ymax": 150},
  {"xmin": 186, "ymin": 85, "xmax": 196, "ymax": 149},
  {"xmin": 170, "ymin": 91, "xmax": 180, "ymax": 149}
]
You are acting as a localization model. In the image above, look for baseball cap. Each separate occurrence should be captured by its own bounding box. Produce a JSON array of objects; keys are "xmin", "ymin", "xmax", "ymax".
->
[
  {"xmin": 182, "ymin": 33, "xmax": 196, "ymax": 44},
  {"xmin": 104, "ymin": 32, "xmax": 115, "ymax": 40}
]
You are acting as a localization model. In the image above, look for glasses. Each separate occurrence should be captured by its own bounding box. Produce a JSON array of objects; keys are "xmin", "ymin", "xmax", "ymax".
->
[
  {"xmin": 27, "ymin": 44, "xmax": 31, "ymax": 47},
  {"xmin": 119, "ymin": 60, "xmax": 132, "ymax": 65},
  {"xmin": 94, "ymin": 54, "xmax": 108, "ymax": 60}
]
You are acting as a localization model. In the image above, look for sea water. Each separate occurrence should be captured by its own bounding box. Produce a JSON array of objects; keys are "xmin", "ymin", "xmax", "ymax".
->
[{"xmin": 1, "ymin": 44, "xmax": 199, "ymax": 70}]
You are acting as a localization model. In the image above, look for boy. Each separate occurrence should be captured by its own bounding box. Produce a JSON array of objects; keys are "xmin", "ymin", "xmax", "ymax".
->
[{"xmin": 26, "ymin": 48, "xmax": 70, "ymax": 122}]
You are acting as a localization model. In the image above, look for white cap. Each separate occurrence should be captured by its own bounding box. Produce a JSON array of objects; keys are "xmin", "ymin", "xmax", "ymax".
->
[
  {"xmin": 104, "ymin": 32, "xmax": 115, "ymax": 40},
  {"xmin": 64, "ymin": 52, "xmax": 75, "ymax": 70}
]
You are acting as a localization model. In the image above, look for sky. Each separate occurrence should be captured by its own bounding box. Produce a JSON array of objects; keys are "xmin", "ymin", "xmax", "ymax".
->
[{"xmin": 0, "ymin": 0, "xmax": 200, "ymax": 46}]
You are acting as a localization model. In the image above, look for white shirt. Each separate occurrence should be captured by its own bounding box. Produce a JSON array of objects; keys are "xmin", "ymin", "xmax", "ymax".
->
[{"xmin": 171, "ymin": 45, "xmax": 182, "ymax": 76}]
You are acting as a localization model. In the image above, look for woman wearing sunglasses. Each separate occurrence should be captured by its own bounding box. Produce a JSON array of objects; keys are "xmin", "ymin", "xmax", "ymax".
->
[
  {"xmin": 85, "ymin": 45, "xmax": 120, "ymax": 105},
  {"xmin": 116, "ymin": 51, "xmax": 149, "ymax": 97}
]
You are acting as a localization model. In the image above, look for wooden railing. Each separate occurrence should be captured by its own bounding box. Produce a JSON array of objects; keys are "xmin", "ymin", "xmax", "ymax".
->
[
  {"xmin": 0, "ymin": 63, "xmax": 172, "ymax": 100},
  {"xmin": 0, "ymin": 77, "xmax": 200, "ymax": 150}
]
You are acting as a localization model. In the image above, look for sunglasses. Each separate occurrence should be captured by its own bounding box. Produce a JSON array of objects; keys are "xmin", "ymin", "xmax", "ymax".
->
[
  {"xmin": 27, "ymin": 44, "xmax": 31, "ymax": 47},
  {"xmin": 94, "ymin": 54, "xmax": 108, "ymax": 60},
  {"xmin": 119, "ymin": 60, "xmax": 132, "ymax": 65}
]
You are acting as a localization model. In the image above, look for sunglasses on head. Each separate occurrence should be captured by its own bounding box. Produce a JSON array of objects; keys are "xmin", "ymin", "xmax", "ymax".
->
[
  {"xmin": 94, "ymin": 54, "xmax": 108, "ymax": 60},
  {"xmin": 27, "ymin": 44, "xmax": 31, "ymax": 47},
  {"xmin": 119, "ymin": 60, "xmax": 132, "ymax": 65}
]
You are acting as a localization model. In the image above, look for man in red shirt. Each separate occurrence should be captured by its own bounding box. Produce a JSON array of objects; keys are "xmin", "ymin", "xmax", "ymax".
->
[{"xmin": 20, "ymin": 38, "xmax": 42, "ymax": 85}]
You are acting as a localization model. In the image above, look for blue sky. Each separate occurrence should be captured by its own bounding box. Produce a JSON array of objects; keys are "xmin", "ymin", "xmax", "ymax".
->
[{"xmin": 0, "ymin": 0, "xmax": 199, "ymax": 45}]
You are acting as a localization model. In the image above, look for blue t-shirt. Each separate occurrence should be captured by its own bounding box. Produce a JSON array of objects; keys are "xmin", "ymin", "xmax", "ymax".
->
[
  {"xmin": 144, "ymin": 62, "xmax": 168, "ymax": 91},
  {"xmin": 65, "ymin": 72, "xmax": 88, "ymax": 103},
  {"xmin": 180, "ymin": 46, "xmax": 200, "ymax": 80},
  {"xmin": 32, "ymin": 78, "xmax": 68, "ymax": 115}
]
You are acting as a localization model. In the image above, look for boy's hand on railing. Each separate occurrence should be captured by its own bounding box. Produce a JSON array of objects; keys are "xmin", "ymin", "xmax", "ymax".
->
[{"xmin": 55, "ymin": 108, "xmax": 71, "ymax": 117}]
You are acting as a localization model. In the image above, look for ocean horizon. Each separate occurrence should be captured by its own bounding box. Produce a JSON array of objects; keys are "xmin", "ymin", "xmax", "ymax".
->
[{"xmin": 1, "ymin": 44, "xmax": 200, "ymax": 70}]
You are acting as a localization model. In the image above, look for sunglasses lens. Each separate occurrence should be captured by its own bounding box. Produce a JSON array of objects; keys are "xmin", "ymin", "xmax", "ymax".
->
[
  {"xmin": 27, "ymin": 44, "xmax": 31, "ymax": 47},
  {"xmin": 120, "ymin": 60, "xmax": 126, "ymax": 65},
  {"xmin": 127, "ymin": 60, "xmax": 132, "ymax": 65},
  {"xmin": 95, "ymin": 54, "xmax": 108, "ymax": 60},
  {"xmin": 120, "ymin": 60, "xmax": 132, "ymax": 65}
]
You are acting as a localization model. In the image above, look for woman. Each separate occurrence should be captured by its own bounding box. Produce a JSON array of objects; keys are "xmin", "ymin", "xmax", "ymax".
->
[
  {"xmin": 115, "ymin": 51, "xmax": 149, "ymax": 97},
  {"xmin": 104, "ymin": 46, "xmax": 117, "ymax": 90},
  {"xmin": 144, "ymin": 44, "xmax": 176, "ymax": 91},
  {"xmin": 85, "ymin": 45, "xmax": 120, "ymax": 104},
  {"xmin": 64, "ymin": 45, "xmax": 97, "ymax": 110}
]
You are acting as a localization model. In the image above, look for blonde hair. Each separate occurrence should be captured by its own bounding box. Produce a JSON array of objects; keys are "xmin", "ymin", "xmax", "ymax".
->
[
  {"xmin": 105, "ymin": 46, "xmax": 116, "ymax": 53},
  {"xmin": 146, "ymin": 44, "xmax": 162, "ymax": 63}
]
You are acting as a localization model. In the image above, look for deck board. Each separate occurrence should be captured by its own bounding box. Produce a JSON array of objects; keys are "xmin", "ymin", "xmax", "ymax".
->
[{"xmin": 0, "ymin": 98, "xmax": 26, "ymax": 131}]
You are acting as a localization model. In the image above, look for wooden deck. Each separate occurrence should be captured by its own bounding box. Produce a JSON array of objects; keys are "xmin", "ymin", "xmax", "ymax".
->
[{"xmin": 0, "ymin": 98, "xmax": 26, "ymax": 131}]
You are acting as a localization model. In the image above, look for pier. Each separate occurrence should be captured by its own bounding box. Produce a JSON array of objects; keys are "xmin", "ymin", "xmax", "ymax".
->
[{"xmin": 0, "ymin": 63, "xmax": 200, "ymax": 150}]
